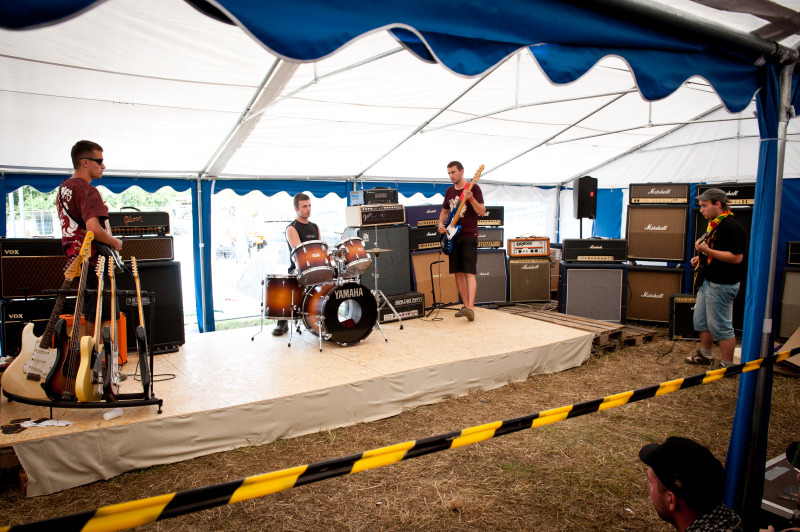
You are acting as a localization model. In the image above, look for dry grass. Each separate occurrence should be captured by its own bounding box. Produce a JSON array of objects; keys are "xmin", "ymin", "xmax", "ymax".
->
[{"xmin": 1, "ymin": 327, "xmax": 798, "ymax": 531}]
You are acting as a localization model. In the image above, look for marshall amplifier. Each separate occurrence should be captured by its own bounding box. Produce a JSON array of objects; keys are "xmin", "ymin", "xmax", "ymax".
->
[
  {"xmin": 409, "ymin": 227, "xmax": 441, "ymax": 251},
  {"xmin": 410, "ymin": 250, "xmax": 459, "ymax": 308},
  {"xmin": 786, "ymin": 241, "xmax": 800, "ymax": 266},
  {"xmin": 345, "ymin": 204, "xmax": 406, "ymax": 227},
  {"xmin": 405, "ymin": 205, "xmax": 442, "ymax": 227},
  {"xmin": 697, "ymin": 183, "xmax": 755, "ymax": 206},
  {"xmin": 508, "ymin": 237, "xmax": 550, "ymax": 258},
  {"xmin": 478, "ymin": 206, "xmax": 505, "ymax": 227},
  {"xmin": 349, "ymin": 187, "xmax": 398, "ymax": 206},
  {"xmin": 0, "ymin": 238, "xmax": 68, "ymax": 299},
  {"xmin": 508, "ymin": 258, "xmax": 550, "ymax": 302},
  {"xmin": 108, "ymin": 211, "xmax": 170, "ymax": 235},
  {"xmin": 562, "ymin": 239, "xmax": 627, "ymax": 262},
  {"xmin": 378, "ymin": 292, "xmax": 425, "ymax": 323},
  {"xmin": 475, "ymin": 249, "xmax": 508, "ymax": 304},
  {"xmin": 477, "ymin": 228, "xmax": 503, "ymax": 249},
  {"xmin": 558, "ymin": 262, "xmax": 627, "ymax": 323},
  {"xmin": 626, "ymin": 266, "xmax": 684, "ymax": 323},
  {"xmin": 119, "ymin": 236, "xmax": 174, "ymax": 261},
  {"xmin": 630, "ymin": 183, "xmax": 689, "ymax": 204},
  {"xmin": 627, "ymin": 205, "xmax": 688, "ymax": 262},
  {"xmin": 669, "ymin": 294, "xmax": 700, "ymax": 340}
]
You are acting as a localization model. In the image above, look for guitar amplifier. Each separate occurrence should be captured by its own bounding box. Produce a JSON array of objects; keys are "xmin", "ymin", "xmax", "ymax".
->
[
  {"xmin": 669, "ymin": 294, "xmax": 700, "ymax": 340},
  {"xmin": 108, "ymin": 211, "xmax": 170, "ymax": 235},
  {"xmin": 558, "ymin": 262, "xmax": 627, "ymax": 323},
  {"xmin": 697, "ymin": 183, "xmax": 755, "ymax": 206},
  {"xmin": 507, "ymin": 237, "xmax": 550, "ymax": 257},
  {"xmin": 378, "ymin": 292, "xmax": 425, "ymax": 323},
  {"xmin": 475, "ymin": 249, "xmax": 508, "ymax": 304},
  {"xmin": 119, "ymin": 236, "xmax": 174, "ymax": 261},
  {"xmin": 627, "ymin": 266, "xmax": 685, "ymax": 323},
  {"xmin": 1, "ymin": 297, "xmax": 75, "ymax": 359},
  {"xmin": 405, "ymin": 205, "xmax": 442, "ymax": 227},
  {"xmin": 349, "ymin": 187, "xmax": 398, "ymax": 206},
  {"xmin": 477, "ymin": 228, "xmax": 503, "ymax": 249},
  {"xmin": 508, "ymin": 258, "xmax": 550, "ymax": 302},
  {"xmin": 0, "ymin": 238, "xmax": 68, "ymax": 299},
  {"xmin": 562, "ymin": 239, "xmax": 627, "ymax": 262},
  {"xmin": 627, "ymin": 205, "xmax": 688, "ymax": 262},
  {"xmin": 409, "ymin": 227, "xmax": 441, "ymax": 251},
  {"xmin": 786, "ymin": 241, "xmax": 800, "ymax": 266},
  {"xmin": 478, "ymin": 206, "xmax": 504, "ymax": 227},
  {"xmin": 345, "ymin": 204, "xmax": 405, "ymax": 227},
  {"xmin": 629, "ymin": 183, "xmax": 689, "ymax": 204}
]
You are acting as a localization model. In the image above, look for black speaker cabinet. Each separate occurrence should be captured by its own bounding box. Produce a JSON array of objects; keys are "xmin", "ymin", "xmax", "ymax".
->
[
  {"xmin": 778, "ymin": 267, "xmax": 800, "ymax": 338},
  {"xmin": 115, "ymin": 260, "xmax": 184, "ymax": 354},
  {"xmin": 626, "ymin": 266, "xmax": 684, "ymax": 323},
  {"xmin": 787, "ymin": 241, "xmax": 800, "ymax": 266},
  {"xmin": 509, "ymin": 258, "xmax": 550, "ymax": 302},
  {"xmin": 410, "ymin": 250, "xmax": 459, "ymax": 308},
  {"xmin": 475, "ymin": 249, "xmax": 508, "ymax": 304},
  {"xmin": 477, "ymin": 227, "xmax": 503, "ymax": 249},
  {"xmin": 626, "ymin": 205, "xmax": 688, "ymax": 262},
  {"xmin": 558, "ymin": 262, "xmax": 627, "ymax": 323},
  {"xmin": 0, "ymin": 238, "xmax": 67, "ymax": 299},
  {"xmin": 573, "ymin": 176, "xmax": 598, "ymax": 219},
  {"xmin": 1, "ymin": 297, "xmax": 76, "ymax": 358},
  {"xmin": 669, "ymin": 294, "xmax": 700, "ymax": 340},
  {"xmin": 342, "ymin": 225, "xmax": 411, "ymax": 296}
]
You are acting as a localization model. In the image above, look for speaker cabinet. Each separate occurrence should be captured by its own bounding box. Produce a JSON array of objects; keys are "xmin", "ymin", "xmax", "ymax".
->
[
  {"xmin": 550, "ymin": 245, "xmax": 561, "ymax": 293},
  {"xmin": 342, "ymin": 225, "xmax": 411, "ymax": 296},
  {"xmin": 787, "ymin": 241, "xmax": 800, "ymax": 266},
  {"xmin": 0, "ymin": 238, "xmax": 67, "ymax": 299},
  {"xmin": 410, "ymin": 250, "xmax": 459, "ymax": 308},
  {"xmin": 509, "ymin": 258, "xmax": 550, "ymax": 302},
  {"xmin": 119, "ymin": 236, "xmax": 174, "ymax": 261},
  {"xmin": 558, "ymin": 262, "xmax": 627, "ymax": 323},
  {"xmin": 669, "ymin": 294, "xmax": 700, "ymax": 340},
  {"xmin": 627, "ymin": 266, "xmax": 684, "ymax": 323},
  {"xmin": 475, "ymin": 249, "xmax": 508, "ymax": 304},
  {"xmin": 626, "ymin": 205, "xmax": 688, "ymax": 262},
  {"xmin": 477, "ymin": 228, "xmax": 503, "ymax": 249},
  {"xmin": 573, "ymin": 176, "xmax": 598, "ymax": 219},
  {"xmin": 1, "ymin": 297, "xmax": 75, "ymax": 358},
  {"xmin": 778, "ymin": 267, "xmax": 800, "ymax": 338},
  {"xmin": 115, "ymin": 260, "xmax": 184, "ymax": 354}
]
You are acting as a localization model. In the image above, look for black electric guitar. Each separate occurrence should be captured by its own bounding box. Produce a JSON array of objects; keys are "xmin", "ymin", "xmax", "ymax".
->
[
  {"xmin": 440, "ymin": 164, "xmax": 484, "ymax": 255},
  {"xmin": 103, "ymin": 256, "xmax": 121, "ymax": 401},
  {"xmin": 131, "ymin": 257, "xmax": 151, "ymax": 398},
  {"xmin": 692, "ymin": 231, "xmax": 711, "ymax": 291}
]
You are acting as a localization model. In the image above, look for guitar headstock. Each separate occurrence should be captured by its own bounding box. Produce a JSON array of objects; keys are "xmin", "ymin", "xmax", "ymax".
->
[
  {"xmin": 131, "ymin": 256, "xmax": 139, "ymax": 280},
  {"xmin": 96, "ymin": 255, "xmax": 106, "ymax": 279},
  {"xmin": 471, "ymin": 164, "xmax": 485, "ymax": 182},
  {"xmin": 64, "ymin": 231, "xmax": 94, "ymax": 280},
  {"xmin": 108, "ymin": 252, "xmax": 115, "ymax": 280}
]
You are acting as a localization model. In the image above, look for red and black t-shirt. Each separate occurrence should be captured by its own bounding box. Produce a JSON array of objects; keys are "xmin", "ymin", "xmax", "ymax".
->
[
  {"xmin": 56, "ymin": 177, "xmax": 109, "ymax": 264},
  {"xmin": 442, "ymin": 183, "xmax": 484, "ymax": 238}
]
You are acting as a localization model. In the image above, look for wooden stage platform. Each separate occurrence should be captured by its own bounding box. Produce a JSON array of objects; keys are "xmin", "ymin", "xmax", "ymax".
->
[{"xmin": 1, "ymin": 307, "xmax": 593, "ymax": 497}]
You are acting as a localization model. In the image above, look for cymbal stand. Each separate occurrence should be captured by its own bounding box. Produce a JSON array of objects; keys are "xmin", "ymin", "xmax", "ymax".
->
[
  {"xmin": 369, "ymin": 230, "xmax": 402, "ymax": 342},
  {"xmin": 251, "ymin": 278, "xmax": 267, "ymax": 341}
]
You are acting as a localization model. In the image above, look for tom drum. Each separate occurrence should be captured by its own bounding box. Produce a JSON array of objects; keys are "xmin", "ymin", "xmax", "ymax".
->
[
  {"xmin": 291, "ymin": 240, "xmax": 334, "ymax": 285},
  {"xmin": 335, "ymin": 237, "xmax": 372, "ymax": 277}
]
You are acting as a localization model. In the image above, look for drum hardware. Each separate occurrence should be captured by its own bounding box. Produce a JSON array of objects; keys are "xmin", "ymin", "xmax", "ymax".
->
[
  {"xmin": 301, "ymin": 281, "xmax": 378, "ymax": 351},
  {"xmin": 365, "ymin": 227, "xmax": 403, "ymax": 338}
]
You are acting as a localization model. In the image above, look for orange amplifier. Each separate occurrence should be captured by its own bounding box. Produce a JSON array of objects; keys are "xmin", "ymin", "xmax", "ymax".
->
[
  {"xmin": 59, "ymin": 313, "xmax": 128, "ymax": 365},
  {"xmin": 507, "ymin": 237, "xmax": 550, "ymax": 258}
]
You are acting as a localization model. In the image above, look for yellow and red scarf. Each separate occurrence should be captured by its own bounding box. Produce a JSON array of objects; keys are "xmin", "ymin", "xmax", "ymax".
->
[{"xmin": 703, "ymin": 210, "xmax": 732, "ymax": 265}]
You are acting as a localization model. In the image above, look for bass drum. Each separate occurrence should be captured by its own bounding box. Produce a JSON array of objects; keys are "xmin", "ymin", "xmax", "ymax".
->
[{"xmin": 302, "ymin": 282, "xmax": 377, "ymax": 345}]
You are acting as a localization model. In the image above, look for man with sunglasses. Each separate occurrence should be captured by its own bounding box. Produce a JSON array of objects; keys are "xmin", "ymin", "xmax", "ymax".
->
[{"xmin": 56, "ymin": 140, "xmax": 123, "ymax": 336}]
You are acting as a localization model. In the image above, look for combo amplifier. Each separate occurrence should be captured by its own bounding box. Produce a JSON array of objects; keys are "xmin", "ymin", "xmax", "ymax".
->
[
  {"xmin": 627, "ymin": 205, "xmax": 688, "ymax": 262},
  {"xmin": 378, "ymin": 292, "xmax": 425, "ymax": 323},
  {"xmin": 508, "ymin": 258, "xmax": 550, "ymax": 302},
  {"xmin": 0, "ymin": 238, "xmax": 67, "ymax": 299},
  {"xmin": 786, "ymin": 241, "xmax": 800, "ymax": 266},
  {"xmin": 108, "ymin": 211, "xmax": 170, "ymax": 235},
  {"xmin": 697, "ymin": 183, "xmax": 755, "ymax": 205},
  {"xmin": 1, "ymin": 297, "xmax": 76, "ymax": 358},
  {"xmin": 345, "ymin": 204, "xmax": 405, "ymax": 227},
  {"xmin": 558, "ymin": 262, "xmax": 627, "ymax": 323},
  {"xmin": 669, "ymin": 294, "xmax": 700, "ymax": 340},
  {"xmin": 626, "ymin": 266, "xmax": 684, "ymax": 323},
  {"xmin": 477, "ymin": 228, "xmax": 503, "ymax": 248},
  {"xmin": 404, "ymin": 205, "xmax": 441, "ymax": 227},
  {"xmin": 507, "ymin": 237, "xmax": 550, "ymax": 258},
  {"xmin": 119, "ymin": 236, "xmax": 174, "ymax": 261},
  {"xmin": 629, "ymin": 183, "xmax": 689, "ymax": 204},
  {"xmin": 409, "ymin": 227, "xmax": 441, "ymax": 252},
  {"xmin": 349, "ymin": 187, "xmax": 398, "ymax": 206},
  {"xmin": 562, "ymin": 239, "xmax": 627, "ymax": 262},
  {"xmin": 475, "ymin": 249, "xmax": 507, "ymax": 304},
  {"xmin": 478, "ymin": 206, "xmax": 504, "ymax": 227}
]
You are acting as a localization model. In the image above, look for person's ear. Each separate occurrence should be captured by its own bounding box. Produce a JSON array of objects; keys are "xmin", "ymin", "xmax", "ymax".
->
[{"xmin": 666, "ymin": 490, "xmax": 678, "ymax": 511}]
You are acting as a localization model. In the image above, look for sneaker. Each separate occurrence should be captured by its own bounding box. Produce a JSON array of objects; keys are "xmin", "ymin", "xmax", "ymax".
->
[
  {"xmin": 454, "ymin": 307, "xmax": 467, "ymax": 317},
  {"xmin": 464, "ymin": 308, "xmax": 475, "ymax": 322},
  {"xmin": 685, "ymin": 352, "xmax": 714, "ymax": 366},
  {"xmin": 272, "ymin": 321, "xmax": 289, "ymax": 336}
]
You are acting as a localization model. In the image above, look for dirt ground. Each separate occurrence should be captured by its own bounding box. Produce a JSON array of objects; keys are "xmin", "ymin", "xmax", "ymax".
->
[{"xmin": 1, "ymin": 325, "xmax": 799, "ymax": 531}]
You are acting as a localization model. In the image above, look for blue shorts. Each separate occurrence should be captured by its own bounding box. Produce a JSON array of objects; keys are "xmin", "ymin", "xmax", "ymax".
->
[{"xmin": 693, "ymin": 280, "xmax": 739, "ymax": 341}]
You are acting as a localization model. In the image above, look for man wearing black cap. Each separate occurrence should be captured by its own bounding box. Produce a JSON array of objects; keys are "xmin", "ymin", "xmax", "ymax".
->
[
  {"xmin": 640, "ymin": 436, "xmax": 742, "ymax": 531},
  {"xmin": 687, "ymin": 187, "xmax": 746, "ymax": 368}
]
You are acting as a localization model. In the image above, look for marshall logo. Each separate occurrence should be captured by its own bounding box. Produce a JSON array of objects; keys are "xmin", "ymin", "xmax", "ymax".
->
[
  {"xmin": 335, "ymin": 287, "xmax": 364, "ymax": 299},
  {"xmin": 641, "ymin": 291, "xmax": 664, "ymax": 299},
  {"xmin": 426, "ymin": 208, "xmax": 437, "ymax": 214},
  {"xmin": 522, "ymin": 265, "xmax": 541, "ymax": 270},
  {"xmin": 644, "ymin": 224, "xmax": 668, "ymax": 231},
  {"xmin": 725, "ymin": 190, "xmax": 738, "ymax": 196},
  {"xmin": 648, "ymin": 188, "xmax": 672, "ymax": 195},
  {"xmin": 426, "ymin": 232, "xmax": 436, "ymax": 237},
  {"xmin": 479, "ymin": 271, "xmax": 490, "ymax": 276},
  {"xmin": 589, "ymin": 245, "xmax": 603, "ymax": 249},
  {"xmin": 3, "ymin": 249, "xmax": 20, "ymax": 255},
  {"xmin": 123, "ymin": 215, "xmax": 144, "ymax": 225}
]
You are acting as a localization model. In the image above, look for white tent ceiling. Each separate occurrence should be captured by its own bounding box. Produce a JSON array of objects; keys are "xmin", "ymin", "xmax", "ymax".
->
[{"xmin": 2, "ymin": 0, "xmax": 800, "ymax": 188}]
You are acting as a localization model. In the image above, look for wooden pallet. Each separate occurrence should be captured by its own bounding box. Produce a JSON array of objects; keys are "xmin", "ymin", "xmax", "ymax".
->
[
  {"xmin": 500, "ymin": 305, "xmax": 624, "ymax": 347},
  {"xmin": 620, "ymin": 324, "xmax": 658, "ymax": 346}
]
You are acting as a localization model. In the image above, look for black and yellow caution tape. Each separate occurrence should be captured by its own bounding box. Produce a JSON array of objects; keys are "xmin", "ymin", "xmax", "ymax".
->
[{"xmin": 3, "ymin": 348, "xmax": 797, "ymax": 532}]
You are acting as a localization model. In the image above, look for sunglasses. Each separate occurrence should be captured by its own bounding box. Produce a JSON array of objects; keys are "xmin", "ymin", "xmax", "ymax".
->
[{"xmin": 81, "ymin": 157, "xmax": 104, "ymax": 165}]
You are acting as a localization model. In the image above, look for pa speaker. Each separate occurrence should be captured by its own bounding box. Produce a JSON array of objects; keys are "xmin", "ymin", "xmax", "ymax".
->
[
  {"xmin": 573, "ymin": 176, "xmax": 597, "ymax": 219},
  {"xmin": 778, "ymin": 267, "xmax": 800, "ymax": 338},
  {"xmin": 509, "ymin": 258, "xmax": 550, "ymax": 302},
  {"xmin": 626, "ymin": 205, "xmax": 688, "ymax": 262},
  {"xmin": 558, "ymin": 262, "xmax": 627, "ymax": 323},
  {"xmin": 1, "ymin": 297, "xmax": 75, "ymax": 358},
  {"xmin": 342, "ymin": 225, "xmax": 411, "ymax": 296},
  {"xmin": 475, "ymin": 249, "xmax": 507, "ymax": 304},
  {"xmin": 626, "ymin": 266, "xmax": 684, "ymax": 323},
  {"xmin": 410, "ymin": 250, "xmax": 460, "ymax": 308},
  {"xmin": 669, "ymin": 294, "xmax": 700, "ymax": 340},
  {"xmin": 115, "ymin": 260, "xmax": 185, "ymax": 354}
]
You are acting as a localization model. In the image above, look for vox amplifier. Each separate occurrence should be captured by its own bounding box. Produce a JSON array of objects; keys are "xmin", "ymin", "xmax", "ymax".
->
[
  {"xmin": 345, "ymin": 204, "xmax": 405, "ymax": 227},
  {"xmin": 409, "ymin": 227, "xmax": 441, "ymax": 251},
  {"xmin": 786, "ymin": 241, "xmax": 800, "ymax": 266},
  {"xmin": 478, "ymin": 206, "xmax": 504, "ymax": 227},
  {"xmin": 477, "ymin": 228, "xmax": 503, "ymax": 248},
  {"xmin": 349, "ymin": 187, "xmax": 398, "ymax": 206},
  {"xmin": 697, "ymin": 183, "xmax": 755, "ymax": 206},
  {"xmin": 378, "ymin": 292, "xmax": 425, "ymax": 323},
  {"xmin": 629, "ymin": 183, "xmax": 689, "ymax": 204},
  {"xmin": 0, "ymin": 238, "xmax": 67, "ymax": 299},
  {"xmin": 507, "ymin": 237, "xmax": 550, "ymax": 258},
  {"xmin": 405, "ymin": 205, "xmax": 441, "ymax": 227},
  {"xmin": 108, "ymin": 211, "xmax": 170, "ymax": 235},
  {"xmin": 562, "ymin": 239, "xmax": 627, "ymax": 262}
]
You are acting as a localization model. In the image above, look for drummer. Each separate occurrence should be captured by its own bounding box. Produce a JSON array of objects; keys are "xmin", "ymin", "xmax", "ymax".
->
[{"xmin": 273, "ymin": 193, "xmax": 321, "ymax": 336}]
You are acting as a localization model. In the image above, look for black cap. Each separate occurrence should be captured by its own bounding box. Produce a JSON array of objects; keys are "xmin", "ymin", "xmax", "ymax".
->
[
  {"xmin": 696, "ymin": 188, "xmax": 727, "ymax": 204},
  {"xmin": 639, "ymin": 436, "xmax": 725, "ymax": 512}
]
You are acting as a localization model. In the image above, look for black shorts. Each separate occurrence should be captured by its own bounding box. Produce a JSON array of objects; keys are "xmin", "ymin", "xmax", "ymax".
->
[
  {"xmin": 82, "ymin": 270, "xmax": 120, "ymax": 323},
  {"xmin": 449, "ymin": 237, "xmax": 478, "ymax": 275}
]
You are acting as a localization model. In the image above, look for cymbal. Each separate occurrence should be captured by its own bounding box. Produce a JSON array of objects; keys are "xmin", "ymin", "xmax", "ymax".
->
[{"xmin": 366, "ymin": 247, "xmax": 392, "ymax": 254}]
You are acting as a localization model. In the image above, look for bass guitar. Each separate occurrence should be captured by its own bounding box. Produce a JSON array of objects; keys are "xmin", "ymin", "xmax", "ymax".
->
[
  {"xmin": 440, "ymin": 164, "xmax": 484, "ymax": 255},
  {"xmin": 43, "ymin": 233, "xmax": 95, "ymax": 401},
  {"xmin": 103, "ymin": 256, "xmax": 121, "ymax": 401},
  {"xmin": 1, "ymin": 236, "xmax": 93, "ymax": 400},
  {"xmin": 75, "ymin": 256, "xmax": 106, "ymax": 402},
  {"xmin": 131, "ymin": 257, "xmax": 151, "ymax": 398}
]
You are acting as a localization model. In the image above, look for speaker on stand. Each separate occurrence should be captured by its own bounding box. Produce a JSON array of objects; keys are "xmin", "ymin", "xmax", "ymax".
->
[{"xmin": 573, "ymin": 176, "xmax": 597, "ymax": 239}]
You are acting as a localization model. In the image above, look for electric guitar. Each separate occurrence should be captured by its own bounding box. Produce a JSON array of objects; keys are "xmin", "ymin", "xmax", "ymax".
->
[
  {"xmin": 1, "ymin": 237, "xmax": 92, "ymax": 400},
  {"xmin": 692, "ymin": 231, "xmax": 711, "ymax": 291},
  {"xmin": 43, "ymin": 234, "xmax": 95, "ymax": 401},
  {"xmin": 96, "ymin": 219, "xmax": 125, "ymax": 272},
  {"xmin": 75, "ymin": 256, "xmax": 106, "ymax": 402},
  {"xmin": 131, "ymin": 257, "xmax": 151, "ymax": 398},
  {"xmin": 440, "ymin": 164, "xmax": 484, "ymax": 255},
  {"xmin": 103, "ymin": 256, "xmax": 121, "ymax": 401}
]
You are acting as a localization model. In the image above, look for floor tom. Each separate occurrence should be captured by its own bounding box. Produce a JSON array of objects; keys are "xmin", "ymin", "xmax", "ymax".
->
[{"xmin": 264, "ymin": 274, "xmax": 303, "ymax": 319}]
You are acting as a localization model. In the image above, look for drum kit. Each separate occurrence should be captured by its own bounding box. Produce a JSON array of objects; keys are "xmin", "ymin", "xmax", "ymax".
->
[{"xmin": 256, "ymin": 234, "xmax": 404, "ymax": 351}]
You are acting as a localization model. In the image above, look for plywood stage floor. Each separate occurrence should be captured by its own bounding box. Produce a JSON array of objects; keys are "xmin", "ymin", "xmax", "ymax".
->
[{"xmin": 0, "ymin": 307, "xmax": 592, "ymax": 497}]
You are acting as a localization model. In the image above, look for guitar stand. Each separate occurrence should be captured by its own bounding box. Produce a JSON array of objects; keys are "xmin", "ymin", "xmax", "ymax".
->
[{"xmin": 425, "ymin": 257, "xmax": 459, "ymax": 317}]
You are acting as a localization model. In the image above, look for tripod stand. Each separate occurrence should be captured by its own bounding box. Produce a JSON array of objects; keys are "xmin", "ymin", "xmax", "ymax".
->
[{"xmin": 366, "ymin": 227, "xmax": 403, "ymax": 341}]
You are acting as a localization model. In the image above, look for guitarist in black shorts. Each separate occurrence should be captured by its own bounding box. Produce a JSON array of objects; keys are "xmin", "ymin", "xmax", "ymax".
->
[{"xmin": 437, "ymin": 161, "xmax": 485, "ymax": 322}]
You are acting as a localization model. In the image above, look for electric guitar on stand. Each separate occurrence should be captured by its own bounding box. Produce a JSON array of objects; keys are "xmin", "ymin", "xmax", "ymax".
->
[
  {"xmin": 75, "ymin": 256, "xmax": 106, "ymax": 402},
  {"xmin": 103, "ymin": 256, "xmax": 121, "ymax": 401},
  {"xmin": 440, "ymin": 164, "xmax": 484, "ymax": 255},
  {"xmin": 131, "ymin": 257, "xmax": 151, "ymax": 398}
]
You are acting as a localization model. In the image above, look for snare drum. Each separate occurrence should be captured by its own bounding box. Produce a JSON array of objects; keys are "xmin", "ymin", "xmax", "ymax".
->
[
  {"xmin": 335, "ymin": 237, "xmax": 372, "ymax": 277},
  {"xmin": 264, "ymin": 274, "xmax": 303, "ymax": 319},
  {"xmin": 291, "ymin": 240, "xmax": 334, "ymax": 285},
  {"xmin": 302, "ymin": 281, "xmax": 377, "ymax": 345}
]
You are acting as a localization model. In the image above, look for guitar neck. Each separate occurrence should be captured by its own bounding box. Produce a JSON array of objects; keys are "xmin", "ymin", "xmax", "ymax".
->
[
  {"xmin": 38, "ymin": 278, "xmax": 74, "ymax": 349},
  {"xmin": 447, "ymin": 165, "xmax": 483, "ymax": 228}
]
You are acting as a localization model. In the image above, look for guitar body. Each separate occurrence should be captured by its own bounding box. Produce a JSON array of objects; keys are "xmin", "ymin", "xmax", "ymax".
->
[
  {"xmin": 440, "ymin": 223, "xmax": 461, "ymax": 255},
  {"xmin": 1, "ymin": 323, "xmax": 51, "ymax": 400},
  {"xmin": 439, "ymin": 164, "xmax": 484, "ymax": 256},
  {"xmin": 135, "ymin": 325, "xmax": 151, "ymax": 399},
  {"xmin": 102, "ymin": 327, "xmax": 120, "ymax": 402},
  {"xmin": 42, "ymin": 318, "xmax": 75, "ymax": 401},
  {"xmin": 75, "ymin": 336, "xmax": 101, "ymax": 402}
]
